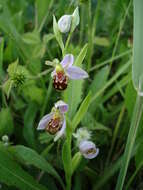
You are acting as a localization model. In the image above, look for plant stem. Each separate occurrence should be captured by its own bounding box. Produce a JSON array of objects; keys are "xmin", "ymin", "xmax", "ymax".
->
[
  {"xmin": 63, "ymin": 32, "xmax": 72, "ymax": 56},
  {"xmin": 109, "ymin": 0, "xmax": 132, "ymax": 70},
  {"xmin": 87, "ymin": 0, "xmax": 100, "ymax": 71},
  {"xmin": 89, "ymin": 49, "xmax": 131, "ymax": 72},
  {"xmin": 115, "ymin": 95, "xmax": 143, "ymax": 190},
  {"xmin": 91, "ymin": 60, "xmax": 131, "ymax": 103},
  {"xmin": 125, "ymin": 162, "xmax": 143, "ymax": 190},
  {"xmin": 106, "ymin": 105, "xmax": 125, "ymax": 166}
]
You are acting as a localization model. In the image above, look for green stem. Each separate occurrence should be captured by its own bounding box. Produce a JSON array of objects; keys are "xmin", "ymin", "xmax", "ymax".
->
[
  {"xmin": 109, "ymin": 0, "xmax": 132, "ymax": 70},
  {"xmin": 64, "ymin": 119, "xmax": 72, "ymax": 190},
  {"xmin": 125, "ymin": 162, "xmax": 143, "ymax": 190},
  {"xmin": 115, "ymin": 95, "xmax": 143, "ymax": 190},
  {"xmin": 89, "ymin": 49, "xmax": 131, "ymax": 72},
  {"xmin": 40, "ymin": 78, "xmax": 52, "ymax": 118},
  {"xmin": 91, "ymin": 60, "xmax": 131, "ymax": 103},
  {"xmin": 106, "ymin": 105, "xmax": 125, "ymax": 166},
  {"xmin": 63, "ymin": 32, "xmax": 72, "ymax": 56},
  {"xmin": 87, "ymin": 0, "xmax": 100, "ymax": 71}
]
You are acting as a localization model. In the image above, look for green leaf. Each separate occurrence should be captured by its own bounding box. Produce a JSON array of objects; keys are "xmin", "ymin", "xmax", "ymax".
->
[
  {"xmin": 7, "ymin": 59, "xmax": 18, "ymax": 77},
  {"xmin": 10, "ymin": 145, "xmax": 64, "ymax": 189},
  {"xmin": 0, "ymin": 1, "xmax": 29, "ymax": 61},
  {"xmin": 0, "ymin": 145, "xmax": 48, "ymax": 190},
  {"xmin": 115, "ymin": 96, "xmax": 143, "ymax": 190},
  {"xmin": 62, "ymin": 121, "xmax": 72, "ymax": 188},
  {"xmin": 63, "ymin": 44, "xmax": 88, "ymax": 118},
  {"xmin": 89, "ymin": 65, "xmax": 109, "ymax": 112},
  {"xmin": 35, "ymin": 0, "xmax": 53, "ymax": 31},
  {"xmin": 23, "ymin": 103, "xmax": 38, "ymax": 149},
  {"xmin": 71, "ymin": 7, "xmax": 80, "ymax": 32},
  {"xmin": 0, "ymin": 108, "xmax": 14, "ymax": 137},
  {"xmin": 94, "ymin": 36, "xmax": 110, "ymax": 47},
  {"xmin": 62, "ymin": 140, "xmax": 72, "ymax": 186},
  {"xmin": 43, "ymin": 33, "xmax": 55, "ymax": 44},
  {"xmin": 133, "ymin": 0, "xmax": 143, "ymax": 91},
  {"xmin": 72, "ymin": 91, "xmax": 92, "ymax": 130},
  {"xmin": 3, "ymin": 79, "xmax": 13, "ymax": 98},
  {"xmin": 22, "ymin": 31, "xmax": 41, "ymax": 45},
  {"xmin": 74, "ymin": 43, "xmax": 88, "ymax": 66},
  {"xmin": 135, "ymin": 142, "xmax": 143, "ymax": 168},
  {"xmin": 53, "ymin": 15, "xmax": 64, "ymax": 52},
  {"xmin": 125, "ymin": 82, "xmax": 137, "ymax": 119},
  {"xmin": 71, "ymin": 152, "xmax": 82, "ymax": 175},
  {"xmin": 0, "ymin": 37, "xmax": 4, "ymax": 78},
  {"xmin": 63, "ymin": 80, "xmax": 83, "ymax": 118},
  {"xmin": 23, "ymin": 85, "xmax": 44, "ymax": 105}
]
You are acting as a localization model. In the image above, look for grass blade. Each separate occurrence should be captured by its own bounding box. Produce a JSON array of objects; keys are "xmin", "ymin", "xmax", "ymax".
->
[{"xmin": 115, "ymin": 95, "xmax": 143, "ymax": 190}]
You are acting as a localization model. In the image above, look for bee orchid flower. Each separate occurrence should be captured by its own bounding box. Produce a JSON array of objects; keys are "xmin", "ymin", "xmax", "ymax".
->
[
  {"xmin": 79, "ymin": 140, "xmax": 99, "ymax": 159},
  {"xmin": 51, "ymin": 54, "xmax": 89, "ymax": 90},
  {"xmin": 37, "ymin": 100, "xmax": 68, "ymax": 141}
]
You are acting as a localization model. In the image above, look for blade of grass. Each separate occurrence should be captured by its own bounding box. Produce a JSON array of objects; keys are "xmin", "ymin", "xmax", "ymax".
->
[
  {"xmin": 91, "ymin": 60, "xmax": 131, "ymax": 103},
  {"xmin": 125, "ymin": 162, "xmax": 143, "ymax": 190},
  {"xmin": 87, "ymin": 0, "xmax": 101, "ymax": 71},
  {"xmin": 72, "ymin": 91, "xmax": 92, "ymax": 131},
  {"xmin": 116, "ymin": 1, "xmax": 143, "ymax": 189},
  {"xmin": 94, "ymin": 135, "xmax": 143, "ymax": 190},
  {"xmin": 89, "ymin": 49, "xmax": 131, "ymax": 72},
  {"xmin": 109, "ymin": 0, "xmax": 132, "ymax": 70},
  {"xmin": 115, "ymin": 95, "xmax": 143, "ymax": 190}
]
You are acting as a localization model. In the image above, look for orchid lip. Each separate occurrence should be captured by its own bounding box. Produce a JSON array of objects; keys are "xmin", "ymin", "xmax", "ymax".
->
[
  {"xmin": 54, "ymin": 116, "xmax": 66, "ymax": 141},
  {"xmin": 37, "ymin": 101, "xmax": 68, "ymax": 141},
  {"xmin": 79, "ymin": 140, "xmax": 99, "ymax": 159}
]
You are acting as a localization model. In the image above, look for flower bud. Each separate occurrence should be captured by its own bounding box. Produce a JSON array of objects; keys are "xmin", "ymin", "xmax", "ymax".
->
[
  {"xmin": 11, "ymin": 72, "xmax": 26, "ymax": 88},
  {"xmin": 79, "ymin": 140, "xmax": 99, "ymax": 159},
  {"xmin": 73, "ymin": 128, "xmax": 91, "ymax": 144},
  {"xmin": 2, "ymin": 135, "xmax": 9, "ymax": 142},
  {"xmin": 58, "ymin": 15, "xmax": 72, "ymax": 33}
]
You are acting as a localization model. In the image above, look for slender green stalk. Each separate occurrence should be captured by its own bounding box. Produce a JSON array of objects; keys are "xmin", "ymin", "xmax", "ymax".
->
[
  {"xmin": 94, "ymin": 135, "xmax": 143, "ymax": 190},
  {"xmin": 109, "ymin": 0, "xmax": 132, "ymax": 70},
  {"xmin": 87, "ymin": 0, "xmax": 100, "ymax": 71},
  {"xmin": 40, "ymin": 78, "xmax": 53, "ymax": 118},
  {"xmin": 115, "ymin": 95, "xmax": 143, "ymax": 190},
  {"xmin": 125, "ymin": 162, "xmax": 143, "ymax": 190},
  {"xmin": 91, "ymin": 60, "xmax": 131, "ymax": 103},
  {"xmin": 89, "ymin": 49, "xmax": 131, "ymax": 72},
  {"xmin": 106, "ymin": 105, "xmax": 125, "ymax": 166},
  {"xmin": 63, "ymin": 32, "xmax": 72, "ymax": 56}
]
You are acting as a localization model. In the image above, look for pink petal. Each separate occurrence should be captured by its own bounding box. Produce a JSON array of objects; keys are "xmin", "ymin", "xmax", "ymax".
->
[
  {"xmin": 37, "ymin": 113, "xmax": 53, "ymax": 130},
  {"xmin": 61, "ymin": 54, "xmax": 74, "ymax": 68},
  {"xmin": 54, "ymin": 117, "xmax": 66, "ymax": 141},
  {"xmin": 54, "ymin": 100, "xmax": 68, "ymax": 113},
  {"xmin": 66, "ymin": 66, "xmax": 89, "ymax": 79}
]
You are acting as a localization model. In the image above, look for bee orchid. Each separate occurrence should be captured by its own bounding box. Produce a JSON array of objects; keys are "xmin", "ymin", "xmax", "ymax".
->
[
  {"xmin": 79, "ymin": 140, "xmax": 99, "ymax": 159},
  {"xmin": 37, "ymin": 100, "xmax": 68, "ymax": 141},
  {"xmin": 51, "ymin": 54, "xmax": 89, "ymax": 90}
]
